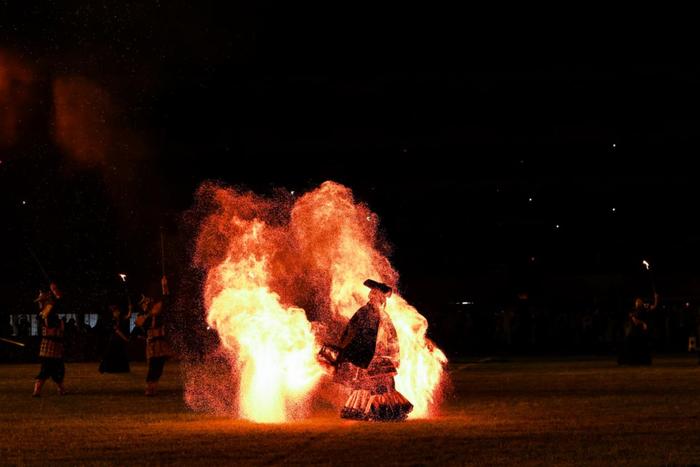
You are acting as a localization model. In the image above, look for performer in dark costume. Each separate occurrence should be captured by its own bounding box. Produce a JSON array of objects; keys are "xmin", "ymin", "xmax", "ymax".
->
[
  {"xmin": 319, "ymin": 279, "xmax": 413, "ymax": 421},
  {"xmin": 135, "ymin": 276, "xmax": 173, "ymax": 396},
  {"xmin": 33, "ymin": 283, "xmax": 67, "ymax": 396},
  {"xmin": 618, "ymin": 292, "xmax": 658, "ymax": 365},
  {"xmin": 98, "ymin": 304, "xmax": 131, "ymax": 373}
]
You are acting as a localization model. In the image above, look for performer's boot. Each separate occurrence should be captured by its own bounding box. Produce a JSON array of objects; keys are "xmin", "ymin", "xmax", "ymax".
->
[
  {"xmin": 56, "ymin": 382, "xmax": 66, "ymax": 395},
  {"xmin": 32, "ymin": 379, "xmax": 44, "ymax": 397}
]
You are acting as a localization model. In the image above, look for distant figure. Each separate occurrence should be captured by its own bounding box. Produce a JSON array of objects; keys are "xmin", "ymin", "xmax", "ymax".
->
[
  {"xmin": 94, "ymin": 310, "xmax": 112, "ymax": 357},
  {"xmin": 618, "ymin": 292, "xmax": 659, "ymax": 366},
  {"xmin": 135, "ymin": 276, "xmax": 173, "ymax": 396},
  {"xmin": 33, "ymin": 283, "xmax": 67, "ymax": 396},
  {"xmin": 98, "ymin": 304, "xmax": 131, "ymax": 373},
  {"xmin": 0, "ymin": 315, "xmax": 12, "ymax": 337},
  {"xmin": 17, "ymin": 315, "xmax": 29, "ymax": 337},
  {"xmin": 319, "ymin": 279, "xmax": 413, "ymax": 421}
]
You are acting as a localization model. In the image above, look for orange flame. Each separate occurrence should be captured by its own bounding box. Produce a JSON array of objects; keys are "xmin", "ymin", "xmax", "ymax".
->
[
  {"xmin": 193, "ymin": 181, "xmax": 447, "ymax": 422},
  {"xmin": 290, "ymin": 182, "xmax": 447, "ymax": 418},
  {"xmin": 201, "ymin": 216, "xmax": 324, "ymax": 423}
]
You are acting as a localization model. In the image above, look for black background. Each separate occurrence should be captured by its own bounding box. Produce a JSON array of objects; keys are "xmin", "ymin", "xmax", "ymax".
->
[{"xmin": 2, "ymin": 4, "xmax": 700, "ymax": 347}]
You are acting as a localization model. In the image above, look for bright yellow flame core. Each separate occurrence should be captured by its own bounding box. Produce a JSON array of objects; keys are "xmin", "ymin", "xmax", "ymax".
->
[{"xmin": 206, "ymin": 255, "xmax": 324, "ymax": 423}]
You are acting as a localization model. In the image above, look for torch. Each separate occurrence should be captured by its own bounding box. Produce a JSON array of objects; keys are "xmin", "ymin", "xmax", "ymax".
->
[
  {"xmin": 642, "ymin": 259, "xmax": 659, "ymax": 316},
  {"xmin": 0, "ymin": 337, "xmax": 25, "ymax": 348},
  {"xmin": 119, "ymin": 273, "xmax": 132, "ymax": 312},
  {"xmin": 642, "ymin": 260, "xmax": 656, "ymax": 295},
  {"xmin": 159, "ymin": 226, "xmax": 166, "ymax": 277},
  {"xmin": 26, "ymin": 244, "xmax": 51, "ymax": 285}
]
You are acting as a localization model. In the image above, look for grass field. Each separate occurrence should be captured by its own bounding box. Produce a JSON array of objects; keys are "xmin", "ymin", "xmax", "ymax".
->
[{"xmin": 2, "ymin": 357, "xmax": 700, "ymax": 465}]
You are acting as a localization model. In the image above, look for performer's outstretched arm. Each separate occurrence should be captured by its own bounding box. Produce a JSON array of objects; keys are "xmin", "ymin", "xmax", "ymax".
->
[
  {"xmin": 338, "ymin": 314, "xmax": 359, "ymax": 349},
  {"xmin": 650, "ymin": 292, "xmax": 659, "ymax": 311}
]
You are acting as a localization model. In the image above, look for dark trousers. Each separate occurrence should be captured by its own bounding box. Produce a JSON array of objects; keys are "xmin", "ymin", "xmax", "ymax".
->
[
  {"xmin": 36, "ymin": 358, "xmax": 65, "ymax": 383},
  {"xmin": 146, "ymin": 357, "xmax": 167, "ymax": 382},
  {"xmin": 618, "ymin": 334, "xmax": 652, "ymax": 366}
]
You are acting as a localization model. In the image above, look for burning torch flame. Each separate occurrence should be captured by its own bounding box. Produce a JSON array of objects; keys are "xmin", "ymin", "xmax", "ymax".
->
[
  {"xmin": 642, "ymin": 260, "xmax": 650, "ymax": 271},
  {"xmin": 118, "ymin": 273, "xmax": 127, "ymax": 282}
]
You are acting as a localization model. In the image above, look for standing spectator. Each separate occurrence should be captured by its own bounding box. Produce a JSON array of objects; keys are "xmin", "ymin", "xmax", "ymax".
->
[{"xmin": 99, "ymin": 304, "xmax": 131, "ymax": 373}]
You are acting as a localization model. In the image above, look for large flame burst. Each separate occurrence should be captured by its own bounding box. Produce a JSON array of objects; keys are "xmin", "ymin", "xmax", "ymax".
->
[{"xmin": 192, "ymin": 181, "xmax": 447, "ymax": 423}]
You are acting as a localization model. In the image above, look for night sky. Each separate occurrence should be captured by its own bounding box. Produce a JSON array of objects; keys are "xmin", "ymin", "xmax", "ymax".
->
[{"xmin": 2, "ymin": 4, "xmax": 700, "ymax": 316}]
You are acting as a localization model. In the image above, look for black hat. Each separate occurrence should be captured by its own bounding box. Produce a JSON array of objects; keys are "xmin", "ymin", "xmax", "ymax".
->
[{"xmin": 363, "ymin": 279, "xmax": 392, "ymax": 295}]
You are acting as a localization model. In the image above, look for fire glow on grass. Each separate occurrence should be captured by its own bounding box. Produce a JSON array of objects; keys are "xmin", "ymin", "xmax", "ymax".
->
[{"xmin": 191, "ymin": 181, "xmax": 447, "ymax": 423}]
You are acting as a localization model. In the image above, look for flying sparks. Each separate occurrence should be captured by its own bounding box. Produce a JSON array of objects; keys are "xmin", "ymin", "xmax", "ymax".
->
[{"xmin": 189, "ymin": 181, "xmax": 447, "ymax": 422}]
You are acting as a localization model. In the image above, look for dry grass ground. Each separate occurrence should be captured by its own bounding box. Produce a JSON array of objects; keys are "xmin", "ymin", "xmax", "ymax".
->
[{"xmin": 2, "ymin": 357, "xmax": 700, "ymax": 466}]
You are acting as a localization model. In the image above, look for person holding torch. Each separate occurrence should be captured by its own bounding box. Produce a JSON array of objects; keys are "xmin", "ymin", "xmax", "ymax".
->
[
  {"xmin": 135, "ymin": 275, "xmax": 173, "ymax": 396},
  {"xmin": 32, "ymin": 283, "xmax": 67, "ymax": 396},
  {"xmin": 618, "ymin": 260, "xmax": 659, "ymax": 366}
]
